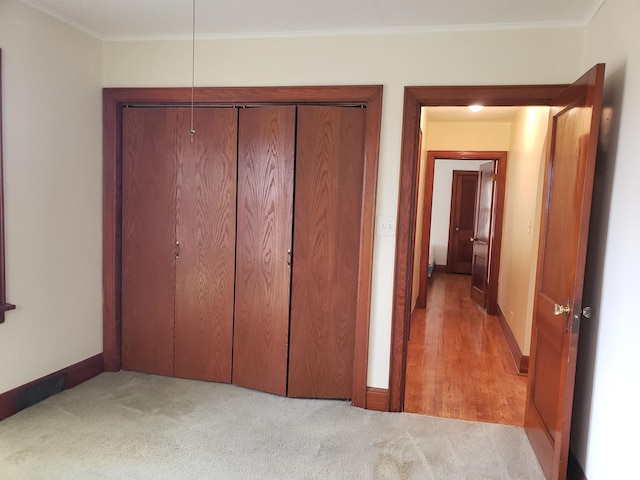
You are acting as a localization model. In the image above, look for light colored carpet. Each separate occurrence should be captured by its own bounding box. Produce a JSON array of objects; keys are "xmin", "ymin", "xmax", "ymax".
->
[{"xmin": 0, "ymin": 372, "xmax": 545, "ymax": 479}]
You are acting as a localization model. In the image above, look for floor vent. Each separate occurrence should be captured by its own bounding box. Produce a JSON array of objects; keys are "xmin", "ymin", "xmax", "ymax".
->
[{"xmin": 16, "ymin": 374, "xmax": 66, "ymax": 412}]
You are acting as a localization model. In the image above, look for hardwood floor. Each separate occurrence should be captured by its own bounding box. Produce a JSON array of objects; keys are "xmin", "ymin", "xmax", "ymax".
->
[{"xmin": 404, "ymin": 273, "xmax": 527, "ymax": 426}]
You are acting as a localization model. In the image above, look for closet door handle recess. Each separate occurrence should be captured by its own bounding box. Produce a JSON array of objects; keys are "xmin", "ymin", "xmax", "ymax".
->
[{"xmin": 287, "ymin": 249, "xmax": 292, "ymax": 268}]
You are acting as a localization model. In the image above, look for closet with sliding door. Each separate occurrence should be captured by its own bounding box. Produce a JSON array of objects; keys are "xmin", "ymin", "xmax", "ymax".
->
[{"xmin": 121, "ymin": 103, "xmax": 365, "ymax": 400}]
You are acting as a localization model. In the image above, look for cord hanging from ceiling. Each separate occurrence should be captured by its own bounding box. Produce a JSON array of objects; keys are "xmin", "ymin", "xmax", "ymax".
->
[{"xmin": 189, "ymin": 0, "xmax": 196, "ymax": 143}]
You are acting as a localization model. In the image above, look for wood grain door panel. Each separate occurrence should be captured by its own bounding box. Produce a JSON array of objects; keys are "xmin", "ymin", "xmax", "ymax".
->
[
  {"xmin": 233, "ymin": 106, "xmax": 296, "ymax": 396},
  {"xmin": 470, "ymin": 162, "xmax": 495, "ymax": 307},
  {"xmin": 121, "ymin": 107, "xmax": 177, "ymax": 376},
  {"xmin": 288, "ymin": 106, "xmax": 366, "ymax": 399},
  {"xmin": 174, "ymin": 107, "xmax": 238, "ymax": 382},
  {"xmin": 447, "ymin": 171, "xmax": 478, "ymax": 274},
  {"xmin": 525, "ymin": 64, "xmax": 604, "ymax": 480}
]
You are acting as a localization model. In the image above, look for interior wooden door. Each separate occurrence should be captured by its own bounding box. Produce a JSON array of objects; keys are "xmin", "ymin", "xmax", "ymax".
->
[
  {"xmin": 233, "ymin": 106, "xmax": 296, "ymax": 396},
  {"xmin": 121, "ymin": 107, "xmax": 177, "ymax": 376},
  {"xmin": 525, "ymin": 64, "xmax": 604, "ymax": 480},
  {"xmin": 174, "ymin": 107, "xmax": 237, "ymax": 382},
  {"xmin": 288, "ymin": 105, "xmax": 366, "ymax": 399},
  {"xmin": 447, "ymin": 170, "xmax": 478, "ymax": 274},
  {"xmin": 470, "ymin": 162, "xmax": 495, "ymax": 307}
]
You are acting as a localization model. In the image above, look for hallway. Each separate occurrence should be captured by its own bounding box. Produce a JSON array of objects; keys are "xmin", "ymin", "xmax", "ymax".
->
[{"xmin": 404, "ymin": 273, "xmax": 527, "ymax": 426}]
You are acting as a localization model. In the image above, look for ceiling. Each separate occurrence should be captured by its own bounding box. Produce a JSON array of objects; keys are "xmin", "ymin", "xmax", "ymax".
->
[{"xmin": 22, "ymin": 0, "xmax": 604, "ymax": 40}]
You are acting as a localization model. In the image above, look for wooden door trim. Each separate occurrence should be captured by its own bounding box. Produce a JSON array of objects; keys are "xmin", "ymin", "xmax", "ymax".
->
[
  {"xmin": 389, "ymin": 84, "xmax": 568, "ymax": 412},
  {"xmin": 103, "ymin": 85, "xmax": 383, "ymax": 409},
  {"xmin": 0, "ymin": 50, "xmax": 16, "ymax": 322}
]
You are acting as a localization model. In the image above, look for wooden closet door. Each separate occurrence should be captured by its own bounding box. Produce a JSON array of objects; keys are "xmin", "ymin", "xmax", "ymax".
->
[
  {"xmin": 122, "ymin": 108, "xmax": 177, "ymax": 376},
  {"xmin": 288, "ymin": 105, "xmax": 366, "ymax": 399},
  {"xmin": 174, "ymin": 108, "xmax": 238, "ymax": 382},
  {"xmin": 233, "ymin": 106, "xmax": 295, "ymax": 396}
]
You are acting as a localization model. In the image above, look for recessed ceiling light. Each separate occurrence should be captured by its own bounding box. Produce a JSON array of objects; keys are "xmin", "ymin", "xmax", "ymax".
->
[{"xmin": 468, "ymin": 104, "xmax": 484, "ymax": 112}]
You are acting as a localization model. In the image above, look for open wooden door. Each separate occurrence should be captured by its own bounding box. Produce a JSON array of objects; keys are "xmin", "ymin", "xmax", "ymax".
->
[
  {"xmin": 525, "ymin": 64, "xmax": 604, "ymax": 480},
  {"xmin": 470, "ymin": 162, "xmax": 495, "ymax": 307},
  {"xmin": 447, "ymin": 170, "xmax": 478, "ymax": 274}
]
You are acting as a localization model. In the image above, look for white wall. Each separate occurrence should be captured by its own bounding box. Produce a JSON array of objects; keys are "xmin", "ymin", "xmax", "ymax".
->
[
  {"xmin": 429, "ymin": 160, "xmax": 485, "ymax": 266},
  {"xmin": 572, "ymin": 1, "xmax": 640, "ymax": 478},
  {"xmin": 0, "ymin": 0, "xmax": 103, "ymax": 393},
  {"xmin": 103, "ymin": 28, "xmax": 585, "ymax": 389}
]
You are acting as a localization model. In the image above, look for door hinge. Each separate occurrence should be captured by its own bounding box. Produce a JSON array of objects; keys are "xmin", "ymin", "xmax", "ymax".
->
[{"xmin": 572, "ymin": 309, "xmax": 581, "ymax": 334}]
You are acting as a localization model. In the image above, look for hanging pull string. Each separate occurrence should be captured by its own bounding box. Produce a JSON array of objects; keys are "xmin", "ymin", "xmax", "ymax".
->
[{"xmin": 189, "ymin": 0, "xmax": 196, "ymax": 143}]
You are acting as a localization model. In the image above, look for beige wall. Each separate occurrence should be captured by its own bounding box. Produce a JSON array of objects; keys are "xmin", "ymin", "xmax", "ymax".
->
[
  {"xmin": 497, "ymin": 107, "xmax": 549, "ymax": 356},
  {"xmin": 426, "ymin": 122, "xmax": 511, "ymax": 151},
  {"xmin": 411, "ymin": 111, "xmax": 429, "ymax": 310},
  {"xmin": 0, "ymin": 0, "xmax": 103, "ymax": 393}
]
